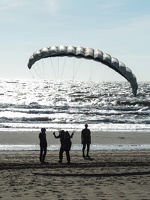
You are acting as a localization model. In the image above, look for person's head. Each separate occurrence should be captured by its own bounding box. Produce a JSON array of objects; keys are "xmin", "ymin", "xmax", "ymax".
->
[
  {"xmin": 59, "ymin": 130, "xmax": 65, "ymax": 135},
  {"xmin": 85, "ymin": 123, "xmax": 88, "ymax": 128},
  {"xmin": 41, "ymin": 128, "xmax": 46, "ymax": 133},
  {"xmin": 65, "ymin": 131, "xmax": 69, "ymax": 136}
]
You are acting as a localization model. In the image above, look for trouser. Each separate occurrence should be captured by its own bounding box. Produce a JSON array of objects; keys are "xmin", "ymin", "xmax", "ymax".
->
[
  {"xmin": 82, "ymin": 143, "xmax": 90, "ymax": 156},
  {"xmin": 40, "ymin": 146, "xmax": 47, "ymax": 162},
  {"xmin": 59, "ymin": 147, "xmax": 70, "ymax": 162}
]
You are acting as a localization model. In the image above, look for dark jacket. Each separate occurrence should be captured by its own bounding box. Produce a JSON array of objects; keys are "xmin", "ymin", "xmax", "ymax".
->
[
  {"xmin": 39, "ymin": 132, "xmax": 47, "ymax": 147},
  {"xmin": 62, "ymin": 132, "xmax": 72, "ymax": 151},
  {"xmin": 81, "ymin": 128, "xmax": 91, "ymax": 144}
]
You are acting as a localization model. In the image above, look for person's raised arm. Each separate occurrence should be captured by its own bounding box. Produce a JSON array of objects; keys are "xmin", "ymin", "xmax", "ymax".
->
[
  {"xmin": 70, "ymin": 131, "xmax": 75, "ymax": 138},
  {"xmin": 53, "ymin": 132, "xmax": 60, "ymax": 138}
]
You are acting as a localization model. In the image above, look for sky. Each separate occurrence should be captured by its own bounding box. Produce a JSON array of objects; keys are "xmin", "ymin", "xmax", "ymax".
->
[{"xmin": 0, "ymin": 0, "xmax": 150, "ymax": 82}]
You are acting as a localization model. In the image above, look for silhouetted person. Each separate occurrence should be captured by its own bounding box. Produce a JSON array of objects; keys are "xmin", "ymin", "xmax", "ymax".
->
[
  {"xmin": 81, "ymin": 124, "xmax": 91, "ymax": 158},
  {"xmin": 53, "ymin": 130, "xmax": 74, "ymax": 163},
  {"xmin": 39, "ymin": 128, "xmax": 47, "ymax": 163}
]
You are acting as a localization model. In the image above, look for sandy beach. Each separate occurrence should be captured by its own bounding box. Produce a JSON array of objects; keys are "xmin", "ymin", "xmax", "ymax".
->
[
  {"xmin": 0, "ymin": 131, "xmax": 150, "ymax": 200},
  {"xmin": 0, "ymin": 130, "xmax": 150, "ymax": 145}
]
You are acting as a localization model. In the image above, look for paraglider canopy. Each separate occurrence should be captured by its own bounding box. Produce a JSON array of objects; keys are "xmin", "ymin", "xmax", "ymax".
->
[{"xmin": 28, "ymin": 45, "xmax": 138, "ymax": 96}]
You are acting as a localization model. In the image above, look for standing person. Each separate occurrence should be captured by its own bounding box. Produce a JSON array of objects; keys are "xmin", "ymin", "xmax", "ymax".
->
[
  {"xmin": 63, "ymin": 131, "xmax": 74, "ymax": 163},
  {"xmin": 53, "ymin": 130, "xmax": 74, "ymax": 163},
  {"xmin": 81, "ymin": 124, "xmax": 91, "ymax": 158},
  {"xmin": 39, "ymin": 128, "xmax": 47, "ymax": 163}
]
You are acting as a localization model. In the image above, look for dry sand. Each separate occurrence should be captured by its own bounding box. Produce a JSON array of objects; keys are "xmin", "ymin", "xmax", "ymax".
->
[{"xmin": 0, "ymin": 131, "xmax": 150, "ymax": 200}]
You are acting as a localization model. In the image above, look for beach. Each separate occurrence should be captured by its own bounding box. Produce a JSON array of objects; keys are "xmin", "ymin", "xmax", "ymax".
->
[{"xmin": 0, "ymin": 131, "xmax": 150, "ymax": 199}]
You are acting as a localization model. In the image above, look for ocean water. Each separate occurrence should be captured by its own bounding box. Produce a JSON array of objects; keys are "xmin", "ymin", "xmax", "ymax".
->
[
  {"xmin": 0, "ymin": 78, "xmax": 150, "ymax": 132},
  {"xmin": 0, "ymin": 78, "xmax": 150, "ymax": 150},
  {"xmin": 1, "ymin": 144, "xmax": 150, "ymax": 151}
]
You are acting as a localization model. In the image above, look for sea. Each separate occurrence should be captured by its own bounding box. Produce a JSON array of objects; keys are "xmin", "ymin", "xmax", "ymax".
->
[{"xmin": 0, "ymin": 78, "xmax": 150, "ymax": 150}]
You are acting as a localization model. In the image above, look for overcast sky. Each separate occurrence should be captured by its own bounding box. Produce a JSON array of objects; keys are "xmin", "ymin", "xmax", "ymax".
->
[{"xmin": 0, "ymin": 0, "xmax": 150, "ymax": 82}]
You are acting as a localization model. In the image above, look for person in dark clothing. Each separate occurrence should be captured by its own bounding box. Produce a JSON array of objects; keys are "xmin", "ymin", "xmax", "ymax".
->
[
  {"xmin": 39, "ymin": 128, "xmax": 47, "ymax": 163},
  {"xmin": 81, "ymin": 124, "xmax": 91, "ymax": 158},
  {"xmin": 53, "ymin": 130, "xmax": 74, "ymax": 163}
]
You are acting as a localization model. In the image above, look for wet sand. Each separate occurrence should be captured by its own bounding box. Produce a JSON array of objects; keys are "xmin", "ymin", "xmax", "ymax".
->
[
  {"xmin": 0, "ymin": 130, "xmax": 150, "ymax": 145},
  {"xmin": 0, "ymin": 131, "xmax": 150, "ymax": 199}
]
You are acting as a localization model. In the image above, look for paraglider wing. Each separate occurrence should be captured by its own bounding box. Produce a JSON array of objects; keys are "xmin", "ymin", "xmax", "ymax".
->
[{"xmin": 28, "ymin": 45, "xmax": 138, "ymax": 96}]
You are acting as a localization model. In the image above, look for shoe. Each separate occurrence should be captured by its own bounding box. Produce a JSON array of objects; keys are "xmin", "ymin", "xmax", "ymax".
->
[
  {"xmin": 58, "ymin": 160, "xmax": 62, "ymax": 163},
  {"xmin": 86, "ymin": 155, "xmax": 90, "ymax": 157},
  {"xmin": 42, "ymin": 161, "xmax": 48, "ymax": 164}
]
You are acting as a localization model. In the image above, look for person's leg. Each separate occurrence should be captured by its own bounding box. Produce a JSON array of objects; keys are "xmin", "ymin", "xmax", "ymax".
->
[
  {"xmin": 86, "ymin": 143, "xmax": 90, "ymax": 157},
  {"xmin": 66, "ymin": 150, "xmax": 70, "ymax": 163},
  {"xmin": 43, "ymin": 147, "xmax": 47, "ymax": 162},
  {"xmin": 59, "ymin": 147, "xmax": 63, "ymax": 163},
  {"xmin": 40, "ymin": 146, "xmax": 43, "ymax": 163},
  {"xmin": 82, "ymin": 143, "xmax": 86, "ymax": 157}
]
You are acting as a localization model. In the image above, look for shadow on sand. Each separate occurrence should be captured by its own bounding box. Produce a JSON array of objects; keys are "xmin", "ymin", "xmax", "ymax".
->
[{"xmin": 33, "ymin": 171, "xmax": 150, "ymax": 177}]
